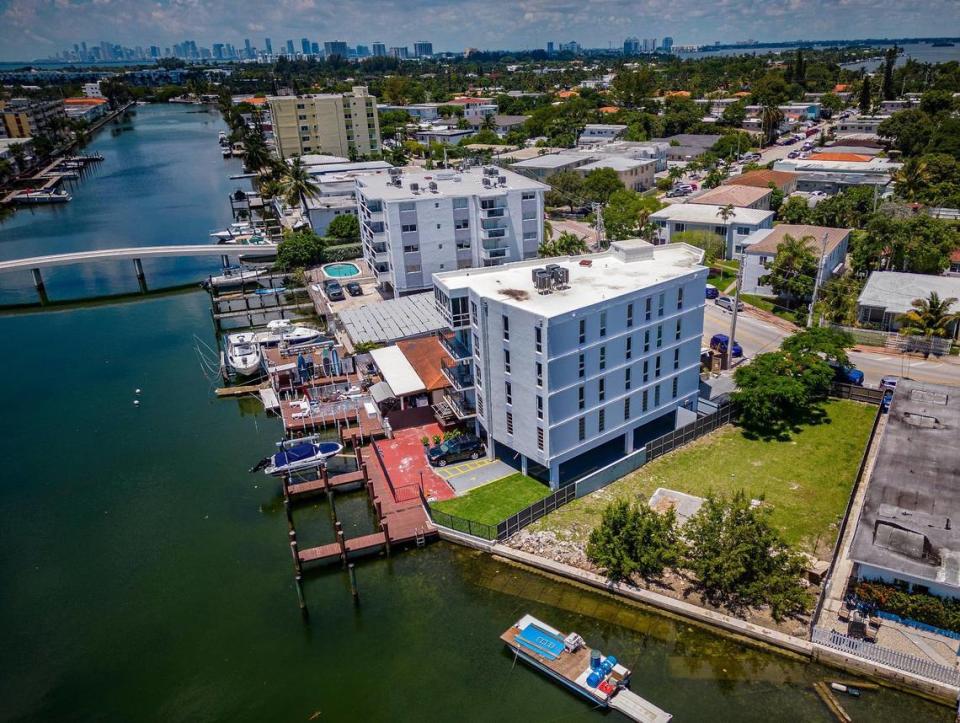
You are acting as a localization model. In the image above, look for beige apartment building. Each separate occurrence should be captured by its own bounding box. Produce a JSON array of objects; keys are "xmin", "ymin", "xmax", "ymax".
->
[{"xmin": 268, "ymin": 86, "xmax": 381, "ymax": 159}]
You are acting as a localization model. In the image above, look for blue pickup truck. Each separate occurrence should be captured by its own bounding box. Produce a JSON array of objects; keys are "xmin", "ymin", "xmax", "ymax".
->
[{"xmin": 831, "ymin": 362, "xmax": 864, "ymax": 386}]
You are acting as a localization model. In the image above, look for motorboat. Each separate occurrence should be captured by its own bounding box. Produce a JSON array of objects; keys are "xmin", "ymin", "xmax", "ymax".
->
[
  {"xmin": 225, "ymin": 332, "xmax": 263, "ymax": 376},
  {"xmin": 250, "ymin": 437, "xmax": 343, "ymax": 475},
  {"xmin": 15, "ymin": 189, "xmax": 72, "ymax": 204},
  {"xmin": 256, "ymin": 319, "xmax": 322, "ymax": 347},
  {"xmin": 203, "ymin": 265, "xmax": 268, "ymax": 290},
  {"xmin": 210, "ymin": 222, "xmax": 254, "ymax": 241}
]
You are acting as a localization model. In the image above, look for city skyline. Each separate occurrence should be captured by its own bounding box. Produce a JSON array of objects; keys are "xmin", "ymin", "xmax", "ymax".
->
[{"xmin": 2, "ymin": 0, "xmax": 959, "ymax": 61}]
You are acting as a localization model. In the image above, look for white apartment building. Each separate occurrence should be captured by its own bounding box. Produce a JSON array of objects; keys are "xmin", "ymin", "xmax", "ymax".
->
[
  {"xmin": 267, "ymin": 86, "xmax": 381, "ymax": 160},
  {"xmin": 433, "ymin": 240, "xmax": 707, "ymax": 488},
  {"xmin": 649, "ymin": 203, "xmax": 774, "ymax": 259},
  {"xmin": 357, "ymin": 166, "xmax": 548, "ymax": 296},
  {"xmin": 82, "ymin": 81, "xmax": 104, "ymax": 98}
]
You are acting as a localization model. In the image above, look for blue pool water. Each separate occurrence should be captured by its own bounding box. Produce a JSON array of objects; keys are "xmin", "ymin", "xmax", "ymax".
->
[{"xmin": 323, "ymin": 263, "xmax": 361, "ymax": 278}]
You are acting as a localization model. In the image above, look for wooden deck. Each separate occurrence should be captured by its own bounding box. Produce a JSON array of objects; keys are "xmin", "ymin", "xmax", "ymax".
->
[
  {"xmin": 286, "ymin": 468, "xmax": 367, "ymax": 500},
  {"xmin": 501, "ymin": 625, "xmax": 593, "ymax": 684}
]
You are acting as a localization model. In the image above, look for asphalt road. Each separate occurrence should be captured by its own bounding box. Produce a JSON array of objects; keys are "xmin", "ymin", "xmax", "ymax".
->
[{"xmin": 701, "ymin": 302, "xmax": 960, "ymax": 388}]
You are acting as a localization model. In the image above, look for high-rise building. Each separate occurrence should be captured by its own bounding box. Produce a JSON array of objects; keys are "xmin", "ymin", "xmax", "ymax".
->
[
  {"xmin": 264, "ymin": 38, "xmax": 273, "ymax": 55},
  {"xmin": 301, "ymin": 38, "xmax": 311, "ymax": 55},
  {"xmin": 546, "ymin": 41, "xmax": 555, "ymax": 54},
  {"xmin": 286, "ymin": 39, "xmax": 295, "ymax": 55},
  {"xmin": 357, "ymin": 166, "xmax": 547, "ymax": 297},
  {"xmin": 1, "ymin": 98, "xmax": 67, "ymax": 139},
  {"xmin": 244, "ymin": 39, "xmax": 253, "ymax": 58},
  {"xmin": 431, "ymin": 239, "xmax": 706, "ymax": 488},
  {"xmin": 311, "ymin": 42, "xmax": 321, "ymax": 56},
  {"xmin": 150, "ymin": 46, "xmax": 160, "ymax": 59},
  {"xmin": 623, "ymin": 36, "xmax": 640, "ymax": 55},
  {"xmin": 389, "ymin": 46, "xmax": 409, "ymax": 60},
  {"xmin": 268, "ymin": 86, "xmax": 381, "ymax": 160},
  {"xmin": 355, "ymin": 45, "xmax": 370, "ymax": 58},
  {"xmin": 371, "ymin": 42, "xmax": 387, "ymax": 57},
  {"xmin": 324, "ymin": 40, "xmax": 349, "ymax": 58},
  {"xmin": 413, "ymin": 41, "xmax": 433, "ymax": 57},
  {"xmin": 662, "ymin": 36, "xmax": 674, "ymax": 53},
  {"xmin": 212, "ymin": 43, "xmax": 225, "ymax": 59},
  {"xmin": 559, "ymin": 40, "xmax": 581, "ymax": 54}
]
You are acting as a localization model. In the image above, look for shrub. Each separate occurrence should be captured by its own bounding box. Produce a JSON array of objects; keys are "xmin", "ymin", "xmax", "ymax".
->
[
  {"xmin": 855, "ymin": 580, "xmax": 960, "ymax": 633},
  {"xmin": 323, "ymin": 243, "xmax": 362, "ymax": 262},
  {"xmin": 587, "ymin": 499, "xmax": 680, "ymax": 581}
]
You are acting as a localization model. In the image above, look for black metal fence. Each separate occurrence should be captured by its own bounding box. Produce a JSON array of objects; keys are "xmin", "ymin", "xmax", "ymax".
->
[
  {"xmin": 645, "ymin": 402, "xmax": 736, "ymax": 462},
  {"xmin": 494, "ymin": 484, "xmax": 576, "ymax": 540},
  {"xmin": 829, "ymin": 382, "xmax": 885, "ymax": 405}
]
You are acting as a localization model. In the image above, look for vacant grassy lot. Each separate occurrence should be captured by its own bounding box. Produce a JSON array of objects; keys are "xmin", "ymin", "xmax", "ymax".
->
[
  {"xmin": 532, "ymin": 400, "xmax": 876, "ymax": 556},
  {"xmin": 432, "ymin": 473, "xmax": 550, "ymax": 526},
  {"xmin": 741, "ymin": 294, "xmax": 801, "ymax": 325}
]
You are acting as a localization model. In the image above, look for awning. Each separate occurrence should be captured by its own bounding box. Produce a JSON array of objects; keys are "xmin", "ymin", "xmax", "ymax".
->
[
  {"xmin": 369, "ymin": 345, "xmax": 426, "ymax": 397},
  {"xmin": 369, "ymin": 381, "xmax": 396, "ymax": 404}
]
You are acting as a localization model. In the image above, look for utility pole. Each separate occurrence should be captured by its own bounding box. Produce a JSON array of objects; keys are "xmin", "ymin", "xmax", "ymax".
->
[
  {"xmin": 592, "ymin": 201, "xmax": 605, "ymax": 250},
  {"xmin": 806, "ymin": 232, "xmax": 830, "ymax": 328},
  {"xmin": 727, "ymin": 249, "xmax": 745, "ymax": 369}
]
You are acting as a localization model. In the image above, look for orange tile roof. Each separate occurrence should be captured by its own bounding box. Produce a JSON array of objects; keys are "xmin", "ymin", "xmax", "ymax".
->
[
  {"xmin": 247, "ymin": 96, "xmax": 268, "ymax": 105},
  {"xmin": 951, "ymin": 248, "xmax": 960, "ymax": 263},
  {"xmin": 809, "ymin": 152, "xmax": 872, "ymax": 163},
  {"xmin": 598, "ymin": 106, "xmax": 620, "ymax": 114},
  {"xmin": 724, "ymin": 169, "xmax": 798, "ymax": 190},
  {"xmin": 665, "ymin": 90, "xmax": 691, "ymax": 97},
  {"xmin": 745, "ymin": 224, "xmax": 851, "ymax": 257},
  {"xmin": 556, "ymin": 90, "xmax": 579, "ymax": 99},
  {"xmin": 396, "ymin": 336, "xmax": 448, "ymax": 392},
  {"xmin": 65, "ymin": 97, "xmax": 108, "ymax": 105},
  {"xmin": 834, "ymin": 84, "xmax": 850, "ymax": 93},
  {"xmin": 733, "ymin": 91, "xmax": 751, "ymax": 97}
]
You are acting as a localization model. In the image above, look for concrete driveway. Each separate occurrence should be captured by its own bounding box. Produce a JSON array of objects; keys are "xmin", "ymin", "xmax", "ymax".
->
[{"xmin": 434, "ymin": 458, "xmax": 515, "ymax": 494}]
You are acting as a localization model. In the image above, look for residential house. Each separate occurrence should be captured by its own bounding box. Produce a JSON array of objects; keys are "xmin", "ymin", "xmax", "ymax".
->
[
  {"xmin": 774, "ymin": 156, "xmax": 900, "ymax": 194},
  {"xmin": 740, "ymin": 225, "xmax": 850, "ymax": 296},
  {"xmin": 652, "ymin": 134, "xmax": 722, "ymax": 162},
  {"xmin": 856, "ymin": 272, "xmax": 960, "ymax": 334},
  {"xmin": 723, "ymin": 169, "xmax": 798, "ymax": 195},
  {"xmin": 576, "ymin": 156, "xmax": 657, "ymax": 192},
  {"xmin": 650, "ymin": 203, "xmax": 774, "ymax": 258},
  {"xmin": 690, "ymin": 184, "xmax": 773, "ymax": 211},
  {"xmin": 577, "ymin": 123, "xmax": 628, "ymax": 146}
]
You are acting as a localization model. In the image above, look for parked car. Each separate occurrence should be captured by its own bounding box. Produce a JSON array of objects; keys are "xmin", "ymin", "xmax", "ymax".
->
[
  {"xmin": 710, "ymin": 333, "xmax": 743, "ymax": 358},
  {"xmin": 667, "ymin": 184, "xmax": 693, "ymax": 197},
  {"xmin": 830, "ymin": 362, "xmax": 865, "ymax": 386},
  {"xmin": 714, "ymin": 295, "xmax": 744, "ymax": 312},
  {"xmin": 787, "ymin": 150, "xmax": 800, "ymax": 159},
  {"xmin": 879, "ymin": 376, "xmax": 899, "ymax": 391},
  {"xmin": 740, "ymin": 152, "xmax": 761, "ymax": 162},
  {"xmin": 705, "ymin": 283, "xmax": 719, "ymax": 299},
  {"xmin": 809, "ymin": 190, "xmax": 828, "ymax": 199},
  {"xmin": 346, "ymin": 281, "xmax": 363, "ymax": 296},
  {"xmin": 324, "ymin": 280, "xmax": 345, "ymax": 301},
  {"xmin": 427, "ymin": 435, "xmax": 485, "ymax": 467}
]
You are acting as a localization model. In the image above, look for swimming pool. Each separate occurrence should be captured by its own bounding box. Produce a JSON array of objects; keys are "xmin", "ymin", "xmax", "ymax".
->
[{"xmin": 323, "ymin": 262, "xmax": 361, "ymax": 278}]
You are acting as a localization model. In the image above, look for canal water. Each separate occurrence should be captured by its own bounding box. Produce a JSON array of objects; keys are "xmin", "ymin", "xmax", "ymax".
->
[{"xmin": 0, "ymin": 105, "xmax": 950, "ymax": 722}]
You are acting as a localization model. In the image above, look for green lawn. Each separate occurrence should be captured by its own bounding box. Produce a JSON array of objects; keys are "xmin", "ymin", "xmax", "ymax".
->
[
  {"xmin": 741, "ymin": 293, "xmax": 801, "ymax": 325},
  {"xmin": 708, "ymin": 267, "xmax": 737, "ymax": 293},
  {"xmin": 531, "ymin": 400, "xmax": 876, "ymax": 556},
  {"xmin": 432, "ymin": 473, "xmax": 550, "ymax": 526}
]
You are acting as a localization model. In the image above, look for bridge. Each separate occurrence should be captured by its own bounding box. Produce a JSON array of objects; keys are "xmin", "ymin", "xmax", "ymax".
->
[{"xmin": 0, "ymin": 244, "xmax": 278, "ymax": 302}]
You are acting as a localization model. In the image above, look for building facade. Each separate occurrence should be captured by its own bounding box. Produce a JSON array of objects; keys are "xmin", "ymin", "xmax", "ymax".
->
[
  {"xmin": 650, "ymin": 203, "xmax": 774, "ymax": 258},
  {"xmin": 740, "ymin": 225, "xmax": 850, "ymax": 296},
  {"xmin": 1, "ymin": 98, "xmax": 66, "ymax": 139},
  {"xmin": 432, "ymin": 240, "xmax": 707, "ymax": 488},
  {"xmin": 357, "ymin": 166, "xmax": 547, "ymax": 296},
  {"xmin": 268, "ymin": 86, "xmax": 381, "ymax": 159}
]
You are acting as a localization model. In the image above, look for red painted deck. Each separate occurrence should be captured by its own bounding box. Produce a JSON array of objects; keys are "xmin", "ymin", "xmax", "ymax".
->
[
  {"xmin": 360, "ymin": 445, "xmax": 437, "ymax": 544},
  {"xmin": 344, "ymin": 532, "xmax": 386, "ymax": 553},
  {"xmin": 298, "ymin": 542, "xmax": 341, "ymax": 563},
  {"xmin": 286, "ymin": 469, "xmax": 366, "ymax": 499},
  {"xmin": 373, "ymin": 424, "xmax": 455, "ymax": 503}
]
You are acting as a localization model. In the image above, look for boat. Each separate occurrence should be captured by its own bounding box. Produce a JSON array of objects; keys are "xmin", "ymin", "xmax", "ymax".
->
[
  {"xmin": 14, "ymin": 189, "xmax": 72, "ymax": 204},
  {"xmin": 203, "ymin": 265, "xmax": 268, "ymax": 290},
  {"xmin": 255, "ymin": 319, "xmax": 322, "ymax": 347},
  {"xmin": 250, "ymin": 437, "xmax": 343, "ymax": 475},
  {"xmin": 501, "ymin": 615, "xmax": 671, "ymax": 723},
  {"xmin": 225, "ymin": 332, "xmax": 263, "ymax": 376},
  {"xmin": 222, "ymin": 147, "xmax": 232, "ymax": 158}
]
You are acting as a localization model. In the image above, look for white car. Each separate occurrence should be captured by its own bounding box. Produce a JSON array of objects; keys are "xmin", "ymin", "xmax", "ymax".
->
[
  {"xmin": 715, "ymin": 295, "xmax": 744, "ymax": 312},
  {"xmin": 809, "ymin": 190, "xmax": 829, "ymax": 199}
]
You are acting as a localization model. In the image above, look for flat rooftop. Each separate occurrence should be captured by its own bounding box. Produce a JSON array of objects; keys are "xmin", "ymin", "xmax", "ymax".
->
[
  {"xmin": 511, "ymin": 153, "xmax": 586, "ymax": 169},
  {"xmin": 650, "ymin": 203, "xmax": 774, "ymax": 226},
  {"xmin": 578, "ymin": 156, "xmax": 654, "ymax": 172},
  {"xmin": 850, "ymin": 380, "xmax": 960, "ymax": 589},
  {"xmin": 434, "ymin": 240, "xmax": 705, "ymax": 318},
  {"xmin": 337, "ymin": 292, "xmax": 446, "ymax": 345},
  {"xmin": 355, "ymin": 166, "xmax": 547, "ymax": 201},
  {"xmin": 858, "ymin": 272, "xmax": 960, "ymax": 315}
]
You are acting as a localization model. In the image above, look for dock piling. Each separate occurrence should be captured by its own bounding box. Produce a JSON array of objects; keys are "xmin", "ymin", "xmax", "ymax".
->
[
  {"xmin": 289, "ymin": 530, "xmax": 302, "ymax": 575},
  {"xmin": 348, "ymin": 563, "xmax": 359, "ymax": 603},
  {"xmin": 294, "ymin": 574, "xmax": 306, "ymax": 610},
  {"xmin": 335, "ymin": 522, "xmax": 347, "ymax": 568},
  {"xmin": 31, "ymin": 267, "xmax": 48, "ymax": 305},
  {"xmin": 133, "ymin": 258, "xmax": 147, "ymax": 293}
]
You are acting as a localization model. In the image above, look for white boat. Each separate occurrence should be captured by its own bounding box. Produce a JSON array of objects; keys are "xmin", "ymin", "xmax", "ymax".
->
[
  {"xmin": 222, "ymin": 147, "xmax": 232, "ymax": 158},
  {"xmin": 15, "ymin": 189, "xmax": 72, "ymax": 204},
  {"xmin": 203, "ymin": 266, "xmax": 268, "ymax": 289},
  {"xmin": 255, "ymin": 319, "xmax": 322, "ymax": 347},
  {"xmin": 250, "ymin": 437, "xmax": 344, "ymax": 475},
  {"xmin": 210, "ymin": 221, "xmax": 255, "ymax": 241},
  {"xmin": 225, "ymin": 333, "xmax": 263, "ymax": 376}
]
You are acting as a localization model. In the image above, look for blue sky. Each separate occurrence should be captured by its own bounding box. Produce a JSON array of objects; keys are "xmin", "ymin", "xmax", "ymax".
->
[{"xmin": 1, "ymin": 0, "xmax": 958, "ymax": 60}]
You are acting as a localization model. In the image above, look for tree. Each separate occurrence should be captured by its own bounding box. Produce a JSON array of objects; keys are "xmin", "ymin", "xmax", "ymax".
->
[
  {"xmin": 816, "ymin": 275, "xmax": 864, "ymax": 326},
  {"xmin": 243, "ymin": 134, "xmax": 272, "ymax": 173},
  {"xmin": 720, "ymin": 100, "xmax": 747, "ymax": 127},
  {"xmin": 760, "ymin": 104, "xmax": 784, "ymax": 146},
  {"xmin": 919, "ymin": 89, "xmax": 956, "ymax": 117},
  {"xmin": 777, "ymin": 195, "xmax": 812, "ymax": 224},
  {"xmin": 881, "ymin": 46, "xmax": 898, "ymax": 101},
  {"xmin": 819, "ymin": 92, "xmax": 844, "ymax": 117},
  {"xmin": 611, "ymin": 68, "xmax": 657, "ymax": 108},
  {"xmin": 277, "ymin": 229, "xmax": 326, "ymax": 270},
  {"xmin": 587, "ymin": 499, "xmax": 679, "ymax": 581},
  {"xmin": 759, "ymin": 234, "xmax": 817, "ymax": 303},
  {"xmin": 582, "ymin": 167, "xmax": 624, "ymax": 204},
  {"xmin": 672, "ymin": 230, "xmax": 726, "ymax": 265},
  {"xmin": 716, "ymin": 203, "xmax": 736, "ymax": 224},
  {"xmin": 858, "ymin": 76, "xmax": 872, "ymax": 114},
  {"xmin": 877, "ymin": 109, "xmax": 934, "ymax": 157},
  {"xmin": 899, "ymin": 292, "xmax": 960, "ymax": 340},
  {"xmin": 732, "ymin": 352, "xmax": 817, "ymax": 430},
  {"xmin": 684, "ymin": 490, "xmax": 809, "ymax": 620},
  {"xmin": 544, "ymin": 170, "xmax": 586, "ymax": 211},
  {"xmin": 781, "ymin": 326, "xmax": 855, "ymax": 367},
  {"xmin": 278, "ymin": 157, "xmax": 321, "ymax": 207},
  {"xmin": 327, "ymin": 213, "xmax": 360, "ymax": 242},
  {"xmin": 602, "ymin": 190, "xmax": 664, "ymax": 241},
  {"xmin": 767, "ymin": 183, "xmax": 785, "ymax": 214},
  {"xmin": 539, "ymin": 231, "xmax": 588, "ymax": 257},
  {"xmin": 925, "ymin": 117, "xmax": 960, "ymax": 161},
  {"xmin": 585, "ymin": 499, "xmax": 634, "ymax": 580}
]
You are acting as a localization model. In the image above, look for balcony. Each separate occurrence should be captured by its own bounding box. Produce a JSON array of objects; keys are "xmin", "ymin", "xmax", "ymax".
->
[
  {"xmin": 481, "ymin": 206, "xmax": 507, "ymax": 218},
  {"xmin": 443, "ymin": 391, "xmax": 477, "ymax": 420},
  {"xmin": 438, "ymin": 331, "xmax": 471, "ymax": 361},
  {"xmin": 481, "ymin": 245, "xmax": 510, "ymax": 261},
  {"xmin": 481, "ymin": 227, "xmax": 507, "ymax": 240},
  {"xmin": 440, "ymin": 358, "xmax": 474, "ymax": 391}
]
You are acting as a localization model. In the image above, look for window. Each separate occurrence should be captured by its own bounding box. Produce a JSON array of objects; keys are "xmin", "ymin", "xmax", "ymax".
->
[
  {"xmin": 624, "ymin": 397, "xmax": 631, "ymax": 420},
  {"xmin": 677, "ymin": 287, "xmax": 684, "ymax": 310},
  {"xmin": 714, "ymin": 225, "xmax": 725, "ymax": 236},
  {"xmin": 536, "ymin": 362, "xmax": 543, "ymax": 387},
  {"xmin": 455, "ymin": 219, "xmax": 469, "ymax": 229},
  {"xmin": 473, "ymin": 332, "xmax": 480, "ymax": 354},
  {"xmin": 673, "ymin": 348, "xmax": 680, "ymax": 370},
  {"xmin": 625, "ymin": 367, "xmax": 632, "ymax": 390},
  {"xmin": 537, "ymin": 427, "xmax": 544, "ymax": 450},
  {"xmin": 579, "ymin": 319, "xmax": 586, "ymax": 344},
  {"xmin": 401, "ymin": 224, "xmax": 418, "ymax": 233},
  {"xmin": 536, "ymin": 395, "xmax": 543, "ymax": 420},
  {"xmin": 655, "ymin": 355, "xmax": 662, "ymax": 378},
  {"xmin": 644, "ymin": 329, "xmax": 650, "ymax": 353},
  {"xmin": 598, "ymin": 408, "xmax": 605, "ymax": 432},
  {"xmin": 506, "ymin": 411, "xmax": 514, "ymax": 434},
  {"xmin": 625, "ymin": 336, "xmax": 632, "ymax": 360},
  {"xmin": 654, "ymin": 385, "xmax": 661, "ymax": 407},
  {"xmin": 523, "ymin": 230, "xmax": 538, "ymax": 240},
  {"xmin": 675, "ymin": 318, "xmax": 682, "ymax": 341},
  {"xmin": 578, "ymin": 417, "xmax": 586, "ymax": 441},
  {"xmin": 642, "ymin": 388, "xmax": 648, "ymax": 412},
  {"xmin": 627, "ymin": 302, "xmax": 634, "ymax": 328},
  {"xmin": 598, "ymin": 377, "xmax": 605, "ymax": 402},
  {"xmin": 504, "ymin": 349, "xmax": 511, "ymax": 373},
  {"xmin": 656, "ymin": 325, "xmax": 663, "ymax": 348},
  {"xmin": 405, "ymin": 263, "xmax": 421, "ymax": 274},
  {"xmin": 578, "ymin": 385, "xmax": 585, "ymax": 410},
  {"xmin": 578, "ymin": 353, "xmax": 585, "ymax": 378},
  {"xmin": 403, "ymin": 242, "xmax": 419, "ymax": 253},
  {"xmin": 535, "ymin": 326, "xmax": 542, "ymax": 353},
  {"xmin": 599, "ymin": 346, "xmax": 606, "ymax": 370},
  {"xmin": 674, "ymin": 223, "xmax": 686, "ymax": 233},
  {"xmin": 399, "ymin": 202, "xmax": 415, "ymax": 211},
  {"xmin": 643, "ymin": 359, "xmax": 649, "ymax": 383},
  {"xmin": 600, "ymin": 311, "xmax": 607, "ymax": 337},
  {"xmin": 522, "ymin": 191, "xmax": 536, "ymax": 200},
  {"xmin": 502, "ymin": 314, "xmax": 509, "ymax": 341},
  {"xmin": 736, "ymin": 226, "xmax": 751, "ymax": 235},
  {"xmin": 505, "ymin": 381, "xmax": 512, "ymax": 405},
  {"xmin": 477, "ymin": 393, "xmax": 484, "ymax": 416},
  {"xmin": 645, "ymin": 297, "xmax": 652, "ymax": 321},
  {"xmin": 475, "ymin": 365, "xmax": 482, "ymax": 386},
  {"xmin": 470, "ymin": 301, "xmax": 478, "ymax": 324},
  {"xmin": 658, "ymin": 293, "xmax": 665, "ymax": 317},
  {"xmin": 453, "ymin": 197, "xmax": 468, "ymax": 209},
  {"xmin": 672, "ymin": 377, "xmax": 679, "ymax": 399}
]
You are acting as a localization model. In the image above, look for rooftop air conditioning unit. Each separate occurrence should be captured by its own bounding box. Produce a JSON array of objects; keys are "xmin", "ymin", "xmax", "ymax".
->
[
  {"xmin": 428, "ymin": 181, "xmax": 438, "ymax": 192},
  {"xmin": 388, "ymin": 167, "xmax": 402, "ymax": 177},
  {"xmin": 484, "ymin": 166, "xmax": 499, "ymax": 176},
  {"xmin": 533, "ymin": 269, "xmax": 553, "ymax": 294},
  {"xmin": 498, "ymin": 175, "xmax": 507, "ymax": 186},
  {"xmin": 410, "ymin": 182, "xmax": 420, "ymax": 193},
  {"xmin": 553, "ymin": 266, "xmax": 570, "ymax": 288},
  {"xmin": 482, "ymin": 177, "xmax": 492, "ymax": 188}
]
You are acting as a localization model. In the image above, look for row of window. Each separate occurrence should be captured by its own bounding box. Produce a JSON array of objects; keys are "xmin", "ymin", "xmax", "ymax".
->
[{"xmin": 576, "ymin": 379, "xmax": 679, "ymax": 440}]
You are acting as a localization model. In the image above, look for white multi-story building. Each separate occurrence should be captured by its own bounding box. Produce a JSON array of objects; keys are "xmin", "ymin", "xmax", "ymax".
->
[
  {"xmin": 650, "ymin": 203, "xmax": 774, "ymax": 259},
  {"xmin": 433, "ymin": 239, "xmax": 707, "ymax": 488},
  {"xmin": 357, "ymin": 166, "xmax": 547, "ymax": 296},
  {"xmin": 267, "ymin": 86, "xmax": 381, "ymax": 160}
]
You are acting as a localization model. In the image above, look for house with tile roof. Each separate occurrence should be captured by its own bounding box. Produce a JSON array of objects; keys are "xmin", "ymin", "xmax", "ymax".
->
[{"xmin": 740, "ymin": 224, "xmax": 851, "ymax": 296}]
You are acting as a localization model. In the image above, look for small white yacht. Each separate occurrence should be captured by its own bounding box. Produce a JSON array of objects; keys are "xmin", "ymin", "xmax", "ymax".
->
[
  {"xmin": 255, "ymin": 319, "xmax": 322, "ymax": 347},
  {"xmin": 225, "ymin": 333, "xmax": 263, "ymax": 376},
  {"xmin": 203, "ymin": 265, "xmax": 268, "ymax": 290},
  {"xmin": 15, "ymin": 189, "xmax": 72, "ymax": 204}
]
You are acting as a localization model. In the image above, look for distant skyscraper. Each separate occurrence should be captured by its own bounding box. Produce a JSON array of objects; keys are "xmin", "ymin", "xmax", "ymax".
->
[
  {"xmin": 371, "ymin": 42, "xmax": 386, "ymax": 57},
  {"xmin": 355, "ymin": 44, "xmax": 370, "ymax": 58},
  {"xmin": 389, "ymin": 46, "xmax": 409, "ymax": 60},
  {"xmin": 413, "ymin": 41, "xmax": 433, "ymax": 57},
  {"xmin": 546, "ymin": 41, "xmax": 554, "ymax": 54},
  {"xmin": 286, "ymin": 39, "xmax": 295, "ymax": 55},
  {"xmin": 324, "ymin": 40, "xmax": 349, "ymax": 58},
  {"xmin": 662, "ymin": 36, "xmax": 674, "ymax": 53},
  {"xmin": 301, "ymin": 38, "xmax": 311, "ymax": 55},
  {"xmin": 559, "ymin": 40, "xmax": 580, "ymax": 54},
  {"xmin": 264, "ymin": 38, "xmax": 273, "ymax": 55},
  {"xmin": 244, "ymin": 38, "xmax": 253, "ymax": 58},
  {"xmin": 311, "ymin": 42, "xmax": 320, "ymax": 56},
  {"xmin": 623, "ymin": 36, "xmax": 640, "ymax": 55},
  {"xmin": 213, "ymin": 43, "xmax": 224, "ymax": 59},
  {"xmin": 150, "ymin": 46, "xmax": 160, "ymax": 59}
]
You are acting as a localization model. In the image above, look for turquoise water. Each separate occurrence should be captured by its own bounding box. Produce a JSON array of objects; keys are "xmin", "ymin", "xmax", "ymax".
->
[
  {"xmin": 0, "ymin": 104, "xmax": 950, "ymax": 722},
  {"xmin": 323, "ymin": 262, "xmax": 361, "ymax": 278}
]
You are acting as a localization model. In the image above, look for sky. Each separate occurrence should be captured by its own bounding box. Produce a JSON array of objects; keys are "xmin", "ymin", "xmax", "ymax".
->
[{"xmin": 1, "ymin": 0, "xmax": 959, "ymax": 60}]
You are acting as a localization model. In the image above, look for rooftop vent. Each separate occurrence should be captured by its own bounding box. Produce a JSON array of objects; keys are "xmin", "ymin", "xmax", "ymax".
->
[
  {"xmin": 410, "ymin": 182, "xmax": 420, "ymax": 194},
  {"xmin": 532, "ymin": 267, "xmax": 553, "ymax": 294},
  {"xmin": 482, "ymin": 177, "xmax": 492, "ymax": 188},
  {"xmin": 498, "ymin": 175, "xmax": 507, "ymax": 186},
  {"xmin": 428, "ymin": 181, "xmax": 438, "ymax": 192},
  {"xmin": 388, "ymin": 167, "xmax": 402, "ymax": 177},
  {"xmin": 483, "ymin": 166, "xmax": 499, "ymax": 176}
]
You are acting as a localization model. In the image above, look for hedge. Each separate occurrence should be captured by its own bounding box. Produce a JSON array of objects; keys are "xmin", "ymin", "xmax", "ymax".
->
[
  {"xmin": 323, "ymin": 243, "xmax": 362, "ymax": 262},
  {"xmin": 855, "ymin": 580, "xmax": 960, "ymax": 633}
]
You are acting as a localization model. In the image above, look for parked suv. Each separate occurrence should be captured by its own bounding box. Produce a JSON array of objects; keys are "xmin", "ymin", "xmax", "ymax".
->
[
  {"xmin": 710, "ymin": 333, "xmax": 743, "ymax": 358},
  {"xmin": 427, "ymin": 435, "xmax": 485, "ymax": 467},
  {"xmin": 325, "ymin": 280, "xmax": 345, "ymax": 301},
  {"xmin": 714, "ymin": 295, "xmax": 744, "ymax": 312},
  {"xmin": 830, "ymin": 362, "xmax": 864, "ymax": 386}
]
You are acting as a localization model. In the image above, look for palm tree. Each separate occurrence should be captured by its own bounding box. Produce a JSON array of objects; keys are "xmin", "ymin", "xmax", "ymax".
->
[
  {"xmin": 539, "ymin": 231, "xmax": 588, "ymax": 258},
  {"xmin": 243, "ymin": 134, "xmax": 272, "ymax": 174},
  {"xmin": 481, "ymin": 114, "xmax": 498, "ymax": 132},
  {"xmin": 893, "ymin": 157, "xmax": 929, "ymax": 201},
  {"xmin": 716, "ymin": 204, "xmax": 736, "ymax": 224},
  {"xmin": 543, "ymin": 218, "xmax": 555, "ymax": 241},
  {"xmin": 667, "ymin": 166, "xmax": 684, "ymax": 184},
  {"xmin": 760, "ymin": 104, "xmax": 784, "ymax": 147},
  {"xmin": 899, "ymin": 292, "xmax": 960, "ymax": 339},
  {"xmin": 278, "ymin": 157, "xmax": 321, "ymax": 208}
]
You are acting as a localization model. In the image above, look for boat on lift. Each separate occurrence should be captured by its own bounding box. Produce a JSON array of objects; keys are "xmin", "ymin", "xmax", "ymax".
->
[
  {"xmin": 203, "ymin": 265, "xmax": 268, "ymax": 290},
  {"xmin": 254, "ymin": 319, "xmax": 322, "ymax": 347},
  {"xmin": 225, "ymin": 332, "xmax": 263, "ymax": 376},
  {"xmin": 250, "ymin": 436, "xmax": 344, "ymax": 475}
]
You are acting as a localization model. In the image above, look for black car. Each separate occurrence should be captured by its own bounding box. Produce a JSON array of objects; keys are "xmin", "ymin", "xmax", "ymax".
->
[
  {"xmin": 346, "ymin": 281, "xmax": 363, "ymax": 296},
  {"xmin": 427, "ymin": 435, "xmax": 484, "ymax": 467},
  {"xmin": 325, "ymin": 280, "xmax": 345, "ymax": 301}
]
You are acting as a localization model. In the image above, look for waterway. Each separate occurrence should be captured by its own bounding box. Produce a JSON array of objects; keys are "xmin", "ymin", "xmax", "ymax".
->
[
  {"xmin": 0, "ymin": 104, "xmax": 951, "ymax": 722},
  {"xmin": 678, "ymin": 41, "xmax": 960, "ymax": 68}
]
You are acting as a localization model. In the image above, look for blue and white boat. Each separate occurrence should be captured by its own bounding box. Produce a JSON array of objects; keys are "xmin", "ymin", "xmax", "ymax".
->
[{"xmin": 251, "ymin": 437, "xmax": 343, "ymax": 476}]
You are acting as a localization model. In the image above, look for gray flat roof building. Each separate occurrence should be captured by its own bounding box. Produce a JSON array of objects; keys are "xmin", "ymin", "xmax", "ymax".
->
[{"xmin": 337, "ymin": 292, "xmax": 446, "ymax": 347}]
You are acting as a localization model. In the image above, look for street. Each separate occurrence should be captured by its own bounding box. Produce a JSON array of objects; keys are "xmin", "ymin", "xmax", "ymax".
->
[{"xmin": 701, "ymin": 302, "xmax": 960, "ymax": 388}]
